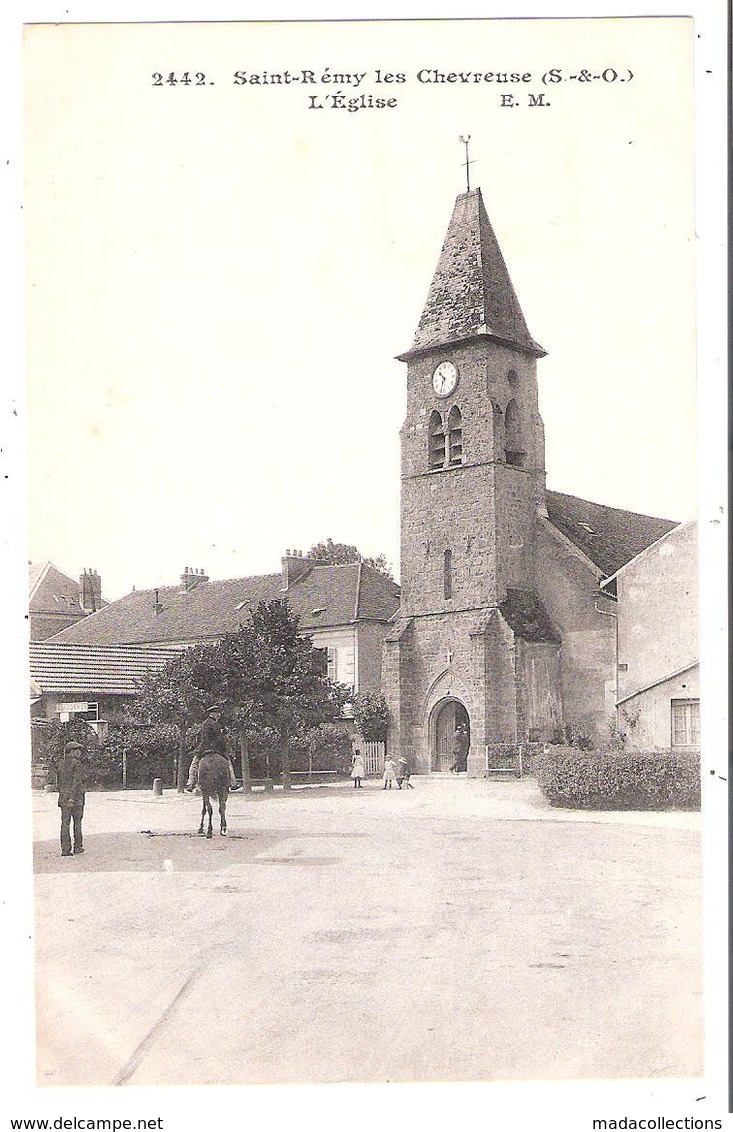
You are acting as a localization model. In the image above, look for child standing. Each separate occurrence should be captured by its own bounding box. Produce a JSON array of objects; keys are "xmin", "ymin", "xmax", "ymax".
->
[
  {"xmin": 351, "ymin": 749, "xmax": 365, "ymax": 788},
  {"xmin": 382, "ymin": 756, "xmax": 398, "ymax": 789}
]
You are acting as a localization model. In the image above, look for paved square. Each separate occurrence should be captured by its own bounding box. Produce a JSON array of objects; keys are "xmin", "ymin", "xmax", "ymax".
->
[{"xmin": 33, "ymin": 778, "xmax": 701, "ymax": 1086}]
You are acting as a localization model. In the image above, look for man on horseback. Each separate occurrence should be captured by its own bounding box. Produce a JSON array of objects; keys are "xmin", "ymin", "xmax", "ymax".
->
[{"xmin": 185, "ymin": 704, "xmax": 242, "ymax": 792}]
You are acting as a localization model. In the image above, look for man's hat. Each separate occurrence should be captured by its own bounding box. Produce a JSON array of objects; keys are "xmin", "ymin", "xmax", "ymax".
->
[
  {"xmin": 64, "ymin": 741, "xmax": 83, "ymax": 753},
  {"xmin": 206, "ymin": 704, "xmax": 223, "ymax": 714}
]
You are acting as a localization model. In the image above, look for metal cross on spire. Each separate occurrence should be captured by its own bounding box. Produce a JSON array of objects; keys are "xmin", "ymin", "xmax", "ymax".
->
[{"xmin": 459, "ymin": 135, "xmax": 475, "ymax": 192}]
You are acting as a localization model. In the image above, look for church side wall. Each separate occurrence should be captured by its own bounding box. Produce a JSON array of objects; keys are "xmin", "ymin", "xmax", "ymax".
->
[
  {"xmin": 355, "ymin": 621, "xmax": 393, "ymax": 694},
  {"xmin": 535, "ymin": 523, "xmax": 616, "ymax": 745},
  {"xmin": 515, "ymin": 641, "xmax": 563, "ymax": 741}
]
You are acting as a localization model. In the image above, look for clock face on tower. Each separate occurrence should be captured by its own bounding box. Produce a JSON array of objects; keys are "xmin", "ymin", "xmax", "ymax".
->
[{"xmin": 432, "ymin": 361, "xmax": 458, "ymax": 397}]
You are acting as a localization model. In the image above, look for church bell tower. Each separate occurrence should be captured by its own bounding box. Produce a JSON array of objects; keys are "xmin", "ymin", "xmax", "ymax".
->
[
  {"xmin": 382, "ymin": 184, "xmax": 561, "ymax": 773},
  {"xmin": 398, "ymin": 186, "xmax": 547, "ymax": 616}
]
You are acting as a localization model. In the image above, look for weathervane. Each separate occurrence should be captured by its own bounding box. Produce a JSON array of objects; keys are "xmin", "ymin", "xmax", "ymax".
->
[{"xmin": 459, "ymin": 135, "xmax": 475, "ymax": 192}]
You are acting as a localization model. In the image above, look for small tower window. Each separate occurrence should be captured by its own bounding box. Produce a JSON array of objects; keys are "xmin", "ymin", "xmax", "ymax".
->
[
  {"xmin": 448, "ymin": 406, "xmax": 463, "ymax": 465},
  {"xmin": 504, "ymin": 398, "xmax": 526, "ymax": 467},
  {"xmin": 491, "ymin": 400, "xmax": 504, "ymax": 461},
  {"xmin": 443, "ymin": 549, "xmax": 453, "ymax": 599},
  {"xmin": 507, "ymin": 368, "xmax": 519, "ymax": 389},
  {"xmin": 429, "ymin": 410, "xmax": 446, "ymax": 469}
]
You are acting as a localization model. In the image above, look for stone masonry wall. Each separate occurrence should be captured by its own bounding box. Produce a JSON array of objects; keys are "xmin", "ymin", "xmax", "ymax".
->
[
  {"xmin": 400, "ymin": 338, "xmax": 546, "ymax": 617},
  {"xmin": 534, "ymin": 521, "xmax": 616, "ymax": 744}
]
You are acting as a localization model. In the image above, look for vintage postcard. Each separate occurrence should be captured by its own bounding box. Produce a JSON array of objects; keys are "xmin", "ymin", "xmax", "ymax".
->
[{"xmin": 7, "ymin": 10, "xmax": 727, "ymax": 1131}]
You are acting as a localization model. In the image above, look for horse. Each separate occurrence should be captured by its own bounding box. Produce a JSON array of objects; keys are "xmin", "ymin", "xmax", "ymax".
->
[{"xmin": 197, "ymin": 753, "xmax": 229, "ymax": 838}]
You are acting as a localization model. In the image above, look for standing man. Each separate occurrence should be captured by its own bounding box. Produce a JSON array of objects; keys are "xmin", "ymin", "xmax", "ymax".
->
[
  {"xmin": 449, "ymin": 723, "xmax": 469, "ymax": 773},
  {"xmin": 185, "ymin": 705, "xmax": 241, "ymax": 792},
  {"xmin": 53, "ymin": 740, "xmax": 86, "ymax": 858}
]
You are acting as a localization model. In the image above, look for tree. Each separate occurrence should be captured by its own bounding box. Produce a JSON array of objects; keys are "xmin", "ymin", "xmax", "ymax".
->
[
  {"xmin": 306, "ymin": 538, "xmax": 395, "ymax": 582},
  {"xmin": 353, "ymin": 691, "xmax": 390, "ymax": 743},
  {"xmin": 224, "ymin": 600, "xmax": 351, "ymax": 788},
  {"xmin": 129, "ymin": 641, "xmax": 225, "ymax": 789},
  {"xmin": 128, "ymin": 600, "xmax": 351, "ymax": 791}
]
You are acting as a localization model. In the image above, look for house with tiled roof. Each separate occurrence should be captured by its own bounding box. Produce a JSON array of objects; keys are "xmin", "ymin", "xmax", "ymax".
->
[
  {"xmin": 51, "ymin": 556, "xmax": 401, "ymax": 696},
  {"xmin": 29, "ymin": 562, "xmax": 105, "ymax": 641},
  {"xmin": 29, "ymin": 641, "xmax": 183, "ymax": 784},
  {"xmin": 599, "ymin": 521, "xmax": 698, "ymax": 751},
  {"xmin": 382, "ymin": 186, "xmax": 686, "ymax": 769}
]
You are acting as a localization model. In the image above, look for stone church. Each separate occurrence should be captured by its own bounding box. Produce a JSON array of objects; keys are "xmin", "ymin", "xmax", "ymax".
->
[{"xmin": 381, "ymin": 187, "xmax": 676, "ymax": 775}]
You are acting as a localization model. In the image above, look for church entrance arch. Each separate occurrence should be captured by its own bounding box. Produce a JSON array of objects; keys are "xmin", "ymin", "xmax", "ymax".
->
[{"xmin": 430, "ymin": 698, "xmax": 470, "ymax": 773}]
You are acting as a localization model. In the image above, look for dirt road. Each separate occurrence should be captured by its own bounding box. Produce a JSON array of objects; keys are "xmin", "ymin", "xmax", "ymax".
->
[{"xmin": 33, "ymin": 778, "xmax": 701, "ymax": 1087}]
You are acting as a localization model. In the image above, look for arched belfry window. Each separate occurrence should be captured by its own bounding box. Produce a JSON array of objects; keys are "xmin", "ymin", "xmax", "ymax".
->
[
  {"xmin": 429, "ymin": 410, "xmax": 446, "ymax": 470},
  {"xmin": 443, "ymin": 549, "xmax": 453, "ymax": 600},
  {"xmin": 504, "ymin": 398, "xmax": 526, "ymax": 467},
  {"xmin": 448, "ymin": 406, "xmax": 463, "ymax": 466}
]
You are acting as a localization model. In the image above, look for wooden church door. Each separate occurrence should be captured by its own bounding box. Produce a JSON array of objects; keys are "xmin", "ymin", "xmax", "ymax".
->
[
  {"xmin": 434, "ymin": 700, "xmax": 471, "ymax": 772},
  {"xmin": 434, "ymin": 701, "xmax": 457, "ymax": 771}
]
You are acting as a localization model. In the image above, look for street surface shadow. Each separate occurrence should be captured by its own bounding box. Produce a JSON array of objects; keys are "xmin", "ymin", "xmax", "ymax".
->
[{"xmin": 33, "ymin": 826, "xmax": 304, "ymax": 875}]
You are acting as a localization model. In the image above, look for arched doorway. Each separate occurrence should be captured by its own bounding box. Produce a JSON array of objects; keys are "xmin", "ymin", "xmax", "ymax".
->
[{"xmin": 432, "ymin": 699, "xmax": 470, "ymax": 772}]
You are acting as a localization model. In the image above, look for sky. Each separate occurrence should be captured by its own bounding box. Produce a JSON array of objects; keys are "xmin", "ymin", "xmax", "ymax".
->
[{"xmin": 24, "ymin": 18, "xmax": 697, "ymax": 600}]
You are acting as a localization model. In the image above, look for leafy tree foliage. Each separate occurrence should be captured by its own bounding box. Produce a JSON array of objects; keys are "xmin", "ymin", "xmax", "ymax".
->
[
  {"xmin": 306, "ymin": 538, "xmax": 395, "ymax": 582},
  {"xmin": 352, "ymin": 691, "xmax": 390, "ymax": 742},
  {"xmin": 39, "ymin": 715, "xmax": 123, "ymax": 789},
  {"xmin": 128, "ymin": 600, "xmax": 350, "ymax": 788}
]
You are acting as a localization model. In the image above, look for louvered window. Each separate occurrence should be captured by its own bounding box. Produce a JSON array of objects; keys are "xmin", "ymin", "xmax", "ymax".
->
[
  {"xmin": 448, "ymin": 406, "xmax": 463, "ymax": 465},
  {"xmin": 504, "ymin": 398, "xmax": 526, "ymax": 467},
  {"xmin": 429, "ymin": 411, "xmax": 446, "ymax": 469}
]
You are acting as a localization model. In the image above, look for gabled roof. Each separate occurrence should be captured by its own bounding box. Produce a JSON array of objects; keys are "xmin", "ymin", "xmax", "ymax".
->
[
  {"xmin": 401, "ymin": 188, "xmax": 545, "ymax": 360},
  {"xmin": 29, "ymin": 561, "xmax": 85, "ymax": 615},
  {"xmin": 50, "ymin": 563, "xmax": 401, "ymax": 647},
  {"xmin": 599, "ymin": 518, "xmax": 697, "ymax": 587},
  {"xmin": 545, "ymin": 491, "xmax": 678, "ymax": 579},
  {"xmin": 29, "ymin": 642, "xmax": 183, "ymax": 696}
]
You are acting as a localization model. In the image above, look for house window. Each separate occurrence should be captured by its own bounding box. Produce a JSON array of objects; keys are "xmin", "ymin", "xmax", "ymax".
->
[
  {"xmin": 312, "ymin": 647, "xmax": 328, "ymax": 677},
  {"xmin": 504, "ymin": 398, "xmax": 526, "ymax": 467},
  {"xmin": 429, "ymin": 410, "xmax": 446, "ymax": 469},
  {"xmin": 444, "ymin": 550, "xmax": 453, "ymax": 600},
  {"xmin": 671, "ymin": 699, "xmax": 700, "ymax": 747},
  {"xmin": 448, "ymin": 405, "xmax": 463, "ymax": 465},
  {"xmin": 327, "ymin": 647, "xmax": 338, "ymax": 682}
]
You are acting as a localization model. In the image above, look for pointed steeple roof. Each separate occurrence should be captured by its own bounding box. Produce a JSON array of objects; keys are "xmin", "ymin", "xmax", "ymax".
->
[{"xmin": 399, "ymin": 188, "xmax": 545, "ymax": 360}]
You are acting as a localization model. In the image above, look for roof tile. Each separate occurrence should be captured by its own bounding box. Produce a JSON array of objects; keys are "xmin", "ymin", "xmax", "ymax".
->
[
  {"xmin": 50, "ymin": 563, "xmax": 400, "ymax": 647},
  {"xmin": 546, "ymin": 491, "xmax": 678, "ymax": 577}
]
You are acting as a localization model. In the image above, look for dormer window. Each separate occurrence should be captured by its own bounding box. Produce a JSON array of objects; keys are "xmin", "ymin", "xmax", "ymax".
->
[
  {"xmin": 429, "ymin": 410, "xmax": 446, "ymax": 469},
  {"xmin": 448, "ymin": 406, "xmax": 463, "ymax": 465}
]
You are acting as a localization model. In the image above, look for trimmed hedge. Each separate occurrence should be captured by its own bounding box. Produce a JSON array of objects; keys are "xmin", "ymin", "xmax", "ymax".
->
[{"xmin": 534, "ymin": 746, "xmax": 700, "ymax": 811}]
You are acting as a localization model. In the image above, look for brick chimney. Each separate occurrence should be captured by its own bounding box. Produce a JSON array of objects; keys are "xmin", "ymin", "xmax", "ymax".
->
[
  {"xmin": 281, "ymin": 549, "xmax": 315, "ymax": 590},
  {"xmin": 180, "ymin": 566, "xmax": 209, "ymax": 592},
  {"xmin": 79, "ymin": 568, "xmax": 102, "ymax": 613}
]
